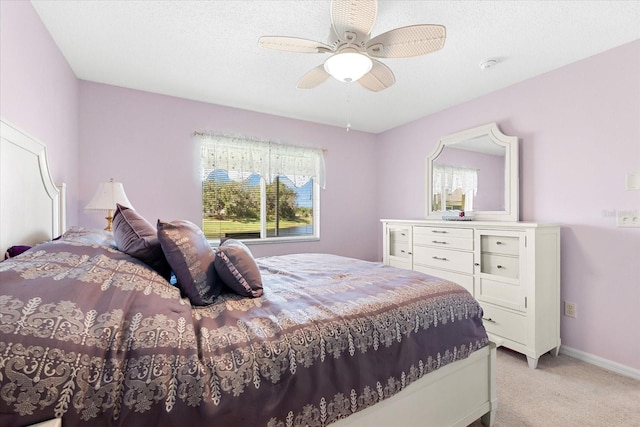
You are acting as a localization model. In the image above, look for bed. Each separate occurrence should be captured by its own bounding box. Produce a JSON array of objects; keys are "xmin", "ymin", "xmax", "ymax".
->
[{"xmin": 0, "ymin": 119, "xmax": 496, "ymax": 427}]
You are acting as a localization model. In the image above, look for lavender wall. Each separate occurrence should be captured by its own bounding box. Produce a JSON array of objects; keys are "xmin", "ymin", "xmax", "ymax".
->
[
  {"xmin": 0, "ymin": 1, "xmax": 80, "ymax": 226},
  {"xmin": 377, "ymin": 40, "xmax": 640, "ymax": 371},
  {"xmin": 77, "ymin": 81, "xmax": 379, "ymax": 260}
]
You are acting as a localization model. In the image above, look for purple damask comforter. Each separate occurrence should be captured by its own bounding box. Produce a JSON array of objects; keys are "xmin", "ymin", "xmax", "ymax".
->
[{"xmin": 0, "ymin": 230, "xmax": 488, "ymax": 427}]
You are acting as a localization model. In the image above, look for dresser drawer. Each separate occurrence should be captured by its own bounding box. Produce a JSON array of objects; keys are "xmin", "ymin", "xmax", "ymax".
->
[
  {"xmin": 481, "ymin": 235, "xmax": 519, "ymax": 256},
  {"xmin": 389, "ymin": 228, "xmax": 410, "ymax": 243},
  {"xmin": 414, "ymin": 226, "xmax": 473, "ymax": 250},
  {"xmin": 415, "ymin": 226, "xmax": 473, "ymax": 239},
  {"xmin": 481, "ymin": 304, "xmax": 528, "ymax": 345},
  {"xmin": 413, "ymin": 246, "xmax": 474, "ymax": 274},
  {"xmin": 477, "ymin": 277, "xmax": 524, "ymax": 311},
  {"xmin": 389, "ymin": 258, "xmax": 412, "ymax": 270},
  {"xmin": 414, "ymin": 265, "xmax": 473, "ymax": 295},
  {"xmin": 389, "ymin": 241, "xmax": 411, "ymax": 259},
  {"xmin": 481, "ymin": 254, "xmax": 519, "ymax": 279},
  {"xmin": 388, "ymin": 227, "xmax": 411, "ymax": 259}
]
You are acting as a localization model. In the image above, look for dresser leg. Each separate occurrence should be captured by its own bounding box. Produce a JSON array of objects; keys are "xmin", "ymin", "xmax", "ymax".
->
[
  {"xmin": 552, "ymin": 346, "xmax": 560, "ymax": 357},
  {"xmin": 527, "ymin": 356, "xmax": 539, "ymax": 369},
  {"xmin": 481, "ymin": 408, "xmax": 496, "ymax": 426}
]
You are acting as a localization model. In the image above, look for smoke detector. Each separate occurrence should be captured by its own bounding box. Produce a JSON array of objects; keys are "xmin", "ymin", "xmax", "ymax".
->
[{"xmin": 479, "ymin": 59, "xmax": 499, "ymax": 70}]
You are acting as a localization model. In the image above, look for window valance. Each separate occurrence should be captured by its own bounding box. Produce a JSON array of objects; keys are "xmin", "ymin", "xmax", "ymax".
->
[
  {"xmin": 200, "ymin": 134, "xmax": 326, "ymax": 189},
  {"xmin": 433, "ymin": 165, "xmax": 478, "ymax": 196}
]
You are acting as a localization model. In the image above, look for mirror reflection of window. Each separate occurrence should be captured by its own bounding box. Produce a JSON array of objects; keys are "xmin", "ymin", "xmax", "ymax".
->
[
  {"xmin": 432, "ymin": 165, "xmax": 478, "ymax": 211},
  {"xmin": 432, "ymin": 142, "xmax": 505, "ymax": 212}
]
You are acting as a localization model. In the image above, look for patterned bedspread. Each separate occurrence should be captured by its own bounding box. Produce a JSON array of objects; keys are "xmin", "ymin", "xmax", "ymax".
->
[{"xmin": 0, "ymin": 231, "xmax": 488, "ymax": 427}]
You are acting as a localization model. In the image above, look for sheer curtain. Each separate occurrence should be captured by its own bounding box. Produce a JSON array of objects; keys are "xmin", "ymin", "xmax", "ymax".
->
[
  {"xmin": 200, "ymin": 134, "xmax": 326, "ymax": 188},
  {"xmin": 433, "ymin": 165, "xmax": 478, "ymax": 210}
]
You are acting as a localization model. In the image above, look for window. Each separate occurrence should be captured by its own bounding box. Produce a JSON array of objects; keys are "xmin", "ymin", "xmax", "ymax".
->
[
  {"xmin": 200, "ymin": 134, "xmax": 325, "ymax": 242},
  {"xmin": 432, "ymin": 165, "xmax": 478, "ymax": 211}
]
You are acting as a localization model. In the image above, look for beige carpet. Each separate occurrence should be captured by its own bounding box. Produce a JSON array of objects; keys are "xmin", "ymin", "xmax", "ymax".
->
[{"xmin": 467, "ymin": 348, "xmax": 640, "ymax": 427}]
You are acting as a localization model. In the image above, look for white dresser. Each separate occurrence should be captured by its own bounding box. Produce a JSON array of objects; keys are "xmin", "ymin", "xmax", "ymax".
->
[{"xmin": 382, "ymin": 219, "xmax": 561, "ymax": 369}]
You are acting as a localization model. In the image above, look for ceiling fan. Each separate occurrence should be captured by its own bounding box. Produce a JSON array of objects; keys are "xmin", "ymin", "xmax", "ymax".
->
[{"xmin": 258, "ymin": 0, "xmax": 446, "ymax": 92}]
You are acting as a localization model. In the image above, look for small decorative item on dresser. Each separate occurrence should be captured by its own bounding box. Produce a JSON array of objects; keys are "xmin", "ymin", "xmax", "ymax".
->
[{"xmin": 442, "ymin": 210, "xmax": 474, "ymax": 221}]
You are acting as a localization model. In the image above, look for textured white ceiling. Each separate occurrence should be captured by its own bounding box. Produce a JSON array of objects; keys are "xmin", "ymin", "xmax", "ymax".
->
[{"xmin": 31, "ymin": 0, "xmax": 640, "ymax": 133}]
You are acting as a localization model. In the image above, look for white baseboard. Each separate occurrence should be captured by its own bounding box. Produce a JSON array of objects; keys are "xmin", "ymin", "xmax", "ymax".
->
[{"xmin": 560, "ymin": 345, "xmax": 640, "ymax": 381}]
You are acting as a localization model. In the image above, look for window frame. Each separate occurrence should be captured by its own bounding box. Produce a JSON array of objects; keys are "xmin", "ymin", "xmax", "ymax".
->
[
  {"xmin": 203, "ymin": 175, "xmax": 320, "ymax": 245},
  {"xmin": 200, "ymin": 134, "xmax": 323, "ymax": 245},
  {"xmin": 252, "ymin": 176, "xmax": 320, "ymax": 245}
]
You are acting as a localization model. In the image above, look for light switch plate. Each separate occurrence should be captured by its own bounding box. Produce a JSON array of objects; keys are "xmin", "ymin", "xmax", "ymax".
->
[
  {"xmin": 617, "ymin": 209, "xmax": 640, "ymax": 227},
  {"xmin": 626, "ymin": 172, "xmax": 640, "ymax": 191}
]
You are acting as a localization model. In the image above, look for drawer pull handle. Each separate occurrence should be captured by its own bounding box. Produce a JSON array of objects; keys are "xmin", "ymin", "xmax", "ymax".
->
[
  {"xmin": 482, "ymin": 317, "xmax": 496, "ymax": 324},
  {"xmin": 400, "ymin": 250, "xmax": 405, "ymax": 253},
  {"xmin": 432, "ymin": 230, "xmax": 447, "ymax": 234},
  {"xmin": 432, "ymin": 256, "xmax": 448, "ymax": 261},
  {"xmin": 432, "ymin": 240, "xmax": 447, "ymax": 244},
  {"xmin": 496, "ymin": 241, "xmax": 504, "ymax": 245},
  {"xmin": 497, "ymin": 265, "xmax": 505, "ymax": 269},
  {"xmin": 474, "ymin": 263, "xmax": 480, "ymax": 266}
]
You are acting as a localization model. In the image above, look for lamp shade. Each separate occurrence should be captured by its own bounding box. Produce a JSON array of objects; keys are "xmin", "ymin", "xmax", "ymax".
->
[
  {"xmin": 85, "ymin": 179, "xmax": 133, "ymax": 211},
  {"xmin": 324, "ymin": 49, "xmax": 373, "ymax": 82}
]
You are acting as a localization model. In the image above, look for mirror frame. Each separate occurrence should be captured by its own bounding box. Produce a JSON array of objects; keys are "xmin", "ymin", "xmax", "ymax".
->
[{"xmin": 425, "ymin": 122, "xmax": 519, "ymax": 222}]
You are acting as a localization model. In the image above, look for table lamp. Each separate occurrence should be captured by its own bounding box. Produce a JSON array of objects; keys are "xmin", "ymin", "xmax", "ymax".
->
[{"xmin": 85, "ymin": 178, "xmax": 133, "ymax": 231}]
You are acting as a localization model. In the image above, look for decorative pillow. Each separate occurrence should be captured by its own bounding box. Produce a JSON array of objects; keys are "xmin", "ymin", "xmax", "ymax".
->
[
  {"xmin": 205, "ymin": 260, "xmax": 224, "ymax": 298},
  {"xmin": 112, "ymin": 204, "xmax": 171, "ymax": 280},
  {"xmin": 220, "ymin": 237, "xmax": 252, "ymax": 253},
  {"xmin": 157, "ymin": 219, "xmax": 220, "ymax": 306},
  {"xmin": 4, "ymin": 245, "xmax": 31, "ymax": 260},
  {"xmin": 215, "ymin": 239, "xmax": 263, "ymax": 297}
]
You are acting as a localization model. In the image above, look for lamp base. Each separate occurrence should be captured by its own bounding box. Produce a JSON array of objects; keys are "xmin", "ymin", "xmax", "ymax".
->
[{"xmin": 104, "ymin": 209, "xmax": 114, "ymax": 231}]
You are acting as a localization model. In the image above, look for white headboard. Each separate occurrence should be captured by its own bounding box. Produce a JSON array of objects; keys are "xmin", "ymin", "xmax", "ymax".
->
[{"xmin": 0, "ymin": 119, "xmax": 66, "ymax": 254}]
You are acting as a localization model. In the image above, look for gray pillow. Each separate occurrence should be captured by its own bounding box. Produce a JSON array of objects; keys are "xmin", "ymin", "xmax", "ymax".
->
[
  {"xmin": 157, "ymin": 219, "xmax": 220, "ymax": 305},
  {"xmin": 112, "ymin": 204, "xmax": 171, "ymax": 280},
  {"xmin": 215, "ymin": 239, "xmax": 263, "ymax": 297}
]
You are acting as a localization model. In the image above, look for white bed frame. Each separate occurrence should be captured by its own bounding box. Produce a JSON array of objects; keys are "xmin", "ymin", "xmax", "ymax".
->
[
  {"xmin": 0, "ymin": 118, "xmax": 496, "ymax": 427},
  {"xmin": 0, "ymin": 119, "xmax": 66, "ymax": 255},
  {"xmin": 335, "ymin": 342, "xmax": 497, "ymax": 427}
]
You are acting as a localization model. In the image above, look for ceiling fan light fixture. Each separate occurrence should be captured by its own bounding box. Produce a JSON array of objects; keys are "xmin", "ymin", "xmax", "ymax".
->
[
  {"xmin": 324, "ymin": 49, "xmax": 373, "ymax": 82},
  {"xmin": 259, "ymin": 0, "xmax": 446, "ymax": 91}
]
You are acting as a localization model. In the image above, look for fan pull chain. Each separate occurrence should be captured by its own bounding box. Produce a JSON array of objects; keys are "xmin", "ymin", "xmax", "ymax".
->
[{"xmin": 346, "ymin": 85, "xmax": 352, "ymax": 132}]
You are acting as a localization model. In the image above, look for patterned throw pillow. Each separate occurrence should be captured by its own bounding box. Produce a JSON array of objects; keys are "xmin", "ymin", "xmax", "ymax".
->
[
  {"xmin": 112, "ymin": 204, "xmax": 171, "ymax": 279},
  {"xmin": 157, "ymin": 219, "xmax": 221, "ymax": 306},
  {"xmin": 214, "ymin": 238, "xmax": 263, "ymax": 297}
]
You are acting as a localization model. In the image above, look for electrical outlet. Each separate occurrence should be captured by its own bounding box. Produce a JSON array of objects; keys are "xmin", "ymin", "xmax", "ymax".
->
[
  {"xmin": 616, "ymin": 209, "xmax": 640, "ymax": 227},
  {"xmin": 564, "ymin": 302, "xmax": 577, "ymax": 318}
]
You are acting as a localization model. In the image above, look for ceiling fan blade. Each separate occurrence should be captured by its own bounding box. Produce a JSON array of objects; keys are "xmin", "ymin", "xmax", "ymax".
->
[
  {"xmin": 297, "ymin": 65, "xmax": 331, "ymax": 89},
  {"xmin": 258, "ymin": 36, "xmax": 333, "ymax": 54},
  {"xmin": 330, "ymin": 0, "xmax": 378, "ymax": 43},
  {"xmin": 366, "ymin": 24, "xmax": 446, "ymax": 58},
  {"xmin": 358, "ymin": 59, "xmax": 395, "ymax": 92}
]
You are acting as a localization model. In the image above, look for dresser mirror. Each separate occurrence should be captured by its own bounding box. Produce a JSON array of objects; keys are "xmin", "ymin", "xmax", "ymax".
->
[{"xmin": 425, "ymin": 122, "xmax": 519, "ymax": 221}]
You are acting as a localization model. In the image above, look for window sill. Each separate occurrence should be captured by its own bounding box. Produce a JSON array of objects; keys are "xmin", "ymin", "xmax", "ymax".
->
[{"xmin": 209, "ymin": 236, "xmax": 319, "ymax": 247}]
